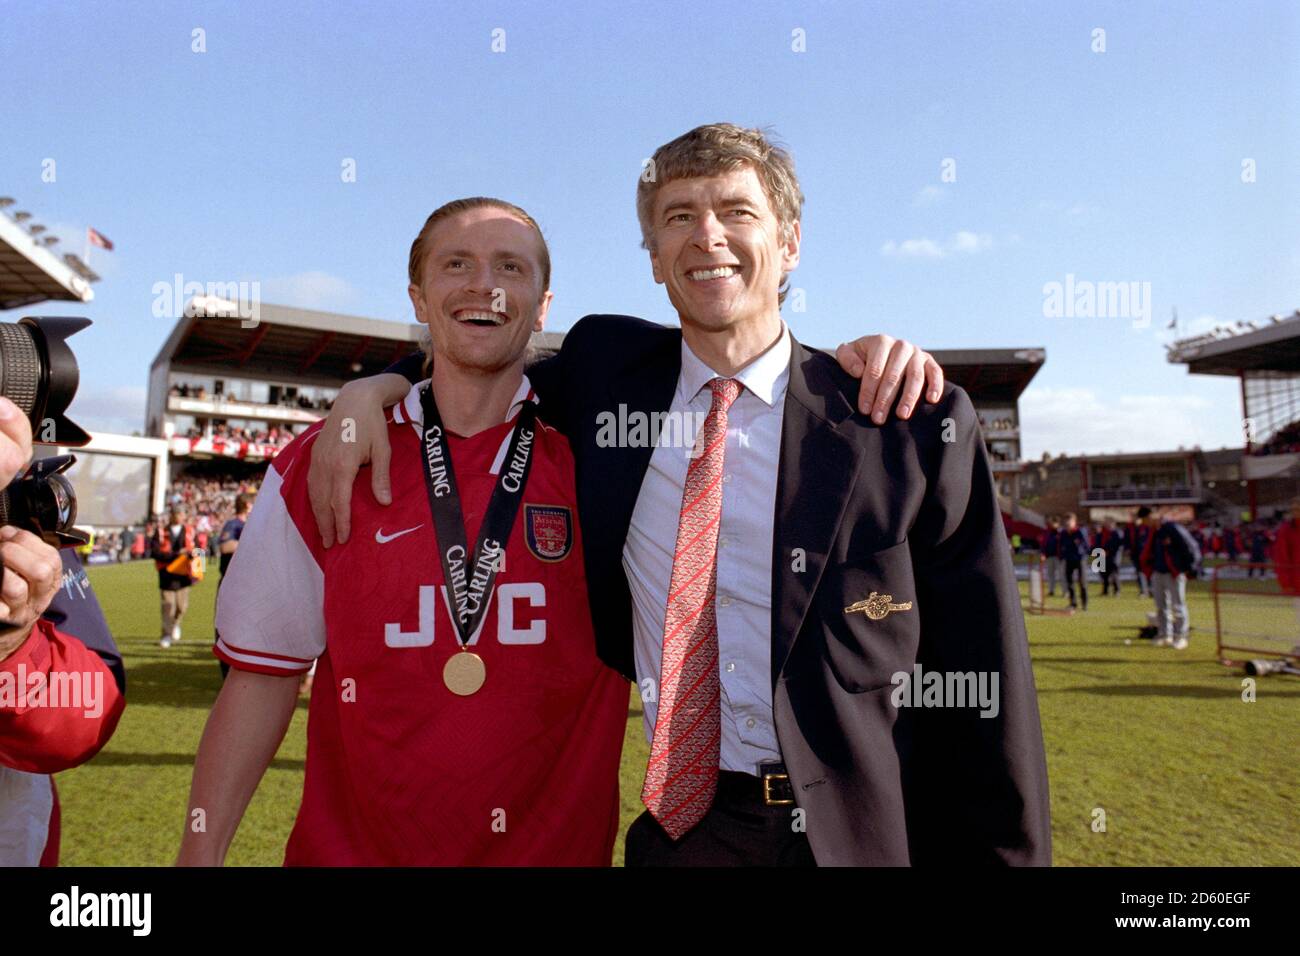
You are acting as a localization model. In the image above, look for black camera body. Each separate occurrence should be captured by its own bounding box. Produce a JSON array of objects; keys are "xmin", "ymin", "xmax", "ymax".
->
[
  {"xmin": 0, "ymin": 454, "xmax": 86, "ymax": 548},
  {"xmin": 0, "ymin": 316, "xmax": 92, "ymax": 602}
]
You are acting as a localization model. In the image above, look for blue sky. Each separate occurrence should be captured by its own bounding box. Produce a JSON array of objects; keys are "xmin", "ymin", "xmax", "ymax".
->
[{"xmin": 4, "ymin": 0, "xmax": 1297, "ymax": 457}]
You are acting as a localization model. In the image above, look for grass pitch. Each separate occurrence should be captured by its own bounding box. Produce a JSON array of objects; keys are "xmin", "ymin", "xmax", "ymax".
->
[{"xmin": 50, "ymin": 560, "xmax": 1300, "ymax": 866}]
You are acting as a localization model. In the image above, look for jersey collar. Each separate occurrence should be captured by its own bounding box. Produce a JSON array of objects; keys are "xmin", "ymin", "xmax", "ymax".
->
[{"xmin": 392, "ymin": 374, "xmax": 537, "ymax": 428}]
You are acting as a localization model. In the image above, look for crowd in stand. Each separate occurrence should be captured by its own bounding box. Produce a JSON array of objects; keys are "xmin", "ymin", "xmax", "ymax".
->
[
  {"xmin": 84, "ymin": 476, "xmax": 261, "ymax": 562},
  {"xmin": 978, "ymin": 414, "xmax": 1016, "ymax": 433},
  {"xmin": 181, "ymin": 421, "xmax": 298, "ymax": 449},
  {"xmin": 169, "ymin": 381, "xmax": 334, "ymax": 411},
  {"xmin": 1253, "ymin": 421, "xmax": 1300, "ymax": 455}
]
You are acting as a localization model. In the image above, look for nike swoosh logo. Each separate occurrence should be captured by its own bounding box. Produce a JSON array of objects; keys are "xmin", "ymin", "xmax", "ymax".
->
[{"xmin": 375, "ymin": 525, "xmax": 422, "ymax": 544}]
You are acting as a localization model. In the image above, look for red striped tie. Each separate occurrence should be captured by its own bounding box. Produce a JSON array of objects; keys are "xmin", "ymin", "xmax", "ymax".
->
[{"xmin": 641, "ymin": 376, "xmax": 742, "ymax": 839}]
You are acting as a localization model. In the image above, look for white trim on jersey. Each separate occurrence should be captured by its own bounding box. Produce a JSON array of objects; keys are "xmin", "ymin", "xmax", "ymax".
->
[
  {"xmin": 391, "ymin": 375, "xmax": 538, "ymax": 476},
  {"xmin": 215, "ymin": 457, "xmax": 326, "ymax": 672},
  {"xmin": 392, "ymin": 375, "xmax": 536, "ymax": 430}
]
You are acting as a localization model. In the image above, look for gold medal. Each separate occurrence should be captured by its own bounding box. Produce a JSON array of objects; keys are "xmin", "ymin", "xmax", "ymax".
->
[{"xmin": 443, "ymin": 649, "xmax": 486, "ymax": 696}]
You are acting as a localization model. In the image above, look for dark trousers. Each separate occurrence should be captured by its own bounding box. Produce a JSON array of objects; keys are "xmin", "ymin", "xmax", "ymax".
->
[
  {"xmin": 1066, "ymin": 561, "xmax": 1088, "ymax": 609},
  {"xmin": 625, "ymin": 772, "xmax": 817, "ymax": 867},
  {"xmin": 1100, "ymin": 562, "xmax": 1120, "ymax": 595}
]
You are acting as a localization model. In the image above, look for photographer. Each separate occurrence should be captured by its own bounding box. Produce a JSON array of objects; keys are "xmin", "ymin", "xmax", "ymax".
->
[{"xmin": 0, "ymin": 396, "xmax": 126, "ymax": 865}]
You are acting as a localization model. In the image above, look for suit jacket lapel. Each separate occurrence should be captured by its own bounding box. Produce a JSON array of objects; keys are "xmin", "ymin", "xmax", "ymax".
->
[
  {"xmin": 600, "ymin": 328, "xmax": 682, "ymax": 511},
  {"xmin": 771, "ymin": 337, "xmax": 866, "ymax": 687}
]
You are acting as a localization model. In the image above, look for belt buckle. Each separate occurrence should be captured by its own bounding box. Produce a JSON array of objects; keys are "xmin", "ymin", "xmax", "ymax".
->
[{"xmin": 760, "ymin": 763, "xmax": 795, "ymax": 806}]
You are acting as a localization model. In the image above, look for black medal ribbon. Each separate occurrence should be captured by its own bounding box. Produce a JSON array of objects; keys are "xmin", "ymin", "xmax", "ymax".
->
[{"xmin": 418, "ymin": 382, "xmax": 537, "ymax": 650}]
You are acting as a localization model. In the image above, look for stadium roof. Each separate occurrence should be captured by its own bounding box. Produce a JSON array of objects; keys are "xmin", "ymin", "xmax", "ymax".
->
[
  {"xmin": 1167, "ymin": 309, "xmax": 1300, "ymax": 375},
  {"xmin": 157, "ymin": 307, "xmax": 1046, "ymax": 400},
  {"xmin": 0, "ymin": 206, "xmax": 97, "ymax": 310},
  {"xmin": 925, "ymin": 347, "xmax": 1045, "ymax": 402},
  {"xmin": 150, "ymin": 297, "xmax": 424, "ymax": 386}
]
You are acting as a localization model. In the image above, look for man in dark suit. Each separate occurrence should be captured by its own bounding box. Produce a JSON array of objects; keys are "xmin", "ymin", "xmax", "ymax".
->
[{"xmin": 307, "ymin": 124, "xmax": 1051, "ymax": 866}]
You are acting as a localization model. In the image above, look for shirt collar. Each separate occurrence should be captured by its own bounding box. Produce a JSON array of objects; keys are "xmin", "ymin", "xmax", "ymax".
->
[
  {"xmin": 678, "ymin": 321, "xmax": 791, "ymax": 408},
  {"xmin": 392, "ymin": 374, "xmax": 536, "ymax": 427}
]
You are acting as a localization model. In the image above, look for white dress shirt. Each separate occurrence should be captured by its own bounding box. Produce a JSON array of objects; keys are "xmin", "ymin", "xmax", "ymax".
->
[{"xmin": 623, "ymin": 322, "xmax": 791, "ymax": 774}]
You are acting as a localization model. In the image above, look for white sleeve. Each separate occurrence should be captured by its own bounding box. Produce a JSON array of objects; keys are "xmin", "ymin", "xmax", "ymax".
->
[{"xmin": 214, "ymin": 458, "xmax": 325, "ymax": 675}]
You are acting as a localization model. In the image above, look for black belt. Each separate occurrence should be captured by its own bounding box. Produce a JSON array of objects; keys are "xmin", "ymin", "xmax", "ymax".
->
[{"xmin": 717, "ymin": 761, "xmax": 796, "ymax": 807}]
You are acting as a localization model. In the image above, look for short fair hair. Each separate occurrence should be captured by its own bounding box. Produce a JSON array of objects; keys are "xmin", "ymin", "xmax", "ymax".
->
[
  {"xmin": 636, "ymin": 124, "xmax": 805, "ymax": 306},
  {"xmin": 408, "ymin": 197, "xmax": 551, "ymax": 291},
  {"xmin": 407, "ymin": 197, "xmax": 551, "ymax": 376}
]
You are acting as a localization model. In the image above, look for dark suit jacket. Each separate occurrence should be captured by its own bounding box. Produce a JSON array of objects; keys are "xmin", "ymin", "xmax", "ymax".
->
[{"xmin": 394, "ymin": 313, "xmax": 1052, "ymax": 865}]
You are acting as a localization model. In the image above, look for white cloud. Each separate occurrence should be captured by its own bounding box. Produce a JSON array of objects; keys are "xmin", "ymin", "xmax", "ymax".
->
[
  {"xmin": 881, "ymin": 238, "xmax": 944, "ymax": 259},
  {"xmin": 880, "ymin": 231, "xmax": 994, "ymax": 259},
  {"xmin": 913, "ymin": 185, "xmax": 945, "ymax": 207},
  {"xmin": 69, "ymin": 384, "xmax": 147, "ymax": 436},
  {"xmin": 951, "ymin": 230, "xmax": 993, "ymax": 254},
  {"xmin": 1019, "ymin": 386, "xmax": 1242, "ymax": 458},
  {"xmin": 259, "ymin": 271, "xmax": 358, "ymax": 311},
  {"xmin": 1037, "ymin": 200, "xmax": 1099, "ymax": 221}
]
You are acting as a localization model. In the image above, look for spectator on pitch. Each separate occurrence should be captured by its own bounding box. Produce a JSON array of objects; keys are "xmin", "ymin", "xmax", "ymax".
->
[
  {"xmin": 152, "ymin": 506, "xmax": 202, "ymax": 648},
  {"xmin": 1227, "ymin": 526, "xmax": 1239, "ymax": 559},
  {"xmin": 131, "ymin": 524, "xmax": 149, "ymax": 561},
  {"xmin": 1138, "ymin": 506, "xmax": 1201, "ymax": 650},
  {"xmin": 212, "ymin": 494, "xmax": 251, "ymax": 680},
  {"xmin": 1099, "ymin": 518, "xmax": 1124, "ymax": 596},
  {"xmin": 1042, "ymin": 517, "xmax": 1062, "ymax": 597},
  {"xmin": 1061, "ymin": 512, "xmax": 1091, "ymax": 611},
  {"xmin": 1248, "ymin": 523, "xmax": 1271, "ymax": 577},
  {"xmin": 1129, "ymin": 514, "xmax": 1151, "ymax": 596}
]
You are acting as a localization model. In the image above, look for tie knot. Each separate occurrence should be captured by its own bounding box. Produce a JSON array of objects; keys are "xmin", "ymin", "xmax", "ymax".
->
[{"xmin": 709, "ymin": 377, "xmax": 742, "ymax": 411}]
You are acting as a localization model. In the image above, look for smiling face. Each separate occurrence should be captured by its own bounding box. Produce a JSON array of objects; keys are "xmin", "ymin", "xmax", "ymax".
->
[
  {"xmin": 407, "ymin": 207, "xmax": 552, "ymax": 377},
  {"xmin": 647, "ymin": 166, "xmax": 799, "ymax": 336}
]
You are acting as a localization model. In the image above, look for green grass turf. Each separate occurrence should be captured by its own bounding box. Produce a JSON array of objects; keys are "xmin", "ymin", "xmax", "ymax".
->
[{"xmin": 51, "ymin": 560, "xmax": 1299, "ymax": 866}]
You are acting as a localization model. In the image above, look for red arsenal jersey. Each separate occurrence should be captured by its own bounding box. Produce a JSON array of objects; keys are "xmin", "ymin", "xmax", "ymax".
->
[{"xmin": 215, "ymin": 376, "xmax": 628, "ymax": 865}]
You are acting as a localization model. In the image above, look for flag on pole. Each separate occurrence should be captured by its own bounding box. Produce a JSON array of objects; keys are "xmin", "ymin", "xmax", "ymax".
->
[{"xmin": 87, "ymin": 227, "xmax": 114, "ymax": 251}]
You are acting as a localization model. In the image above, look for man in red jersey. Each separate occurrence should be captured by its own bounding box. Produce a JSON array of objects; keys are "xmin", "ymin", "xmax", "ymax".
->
[{"xmin": 176, "ymin": 198, "xmax": 628, "ymax": 866}]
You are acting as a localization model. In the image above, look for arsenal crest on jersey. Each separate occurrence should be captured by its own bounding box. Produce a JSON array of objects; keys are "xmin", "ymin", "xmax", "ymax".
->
[{"xmin": 524, "ymin": 504, "xmax": 573, "ymax": 562}]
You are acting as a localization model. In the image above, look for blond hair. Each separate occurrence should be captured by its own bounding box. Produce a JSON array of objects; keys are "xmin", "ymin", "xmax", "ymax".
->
[
  {"xmin": 407, "ymin": 197, "xmax": 551, "ymax": 376},
  {"xmin": 635, "ymin": 124, "xmax": 804, "ymax": 305},
  {"xmin": 408, "ymin": 197, "xmax": 551, "ymax": 291}
]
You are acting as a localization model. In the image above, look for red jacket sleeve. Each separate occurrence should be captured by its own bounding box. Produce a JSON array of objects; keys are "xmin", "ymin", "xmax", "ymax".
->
[
  {"xmin": 0, "ymin": 618, "xmax": 126, "ymax": 774},
  {"xmin": 1276, "ymin": 524, "xmax": 1299, "ymax": 594},
  {"xmin": 1139, "ymin": 527, "xmax": 1155, "ymax": 578}
]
